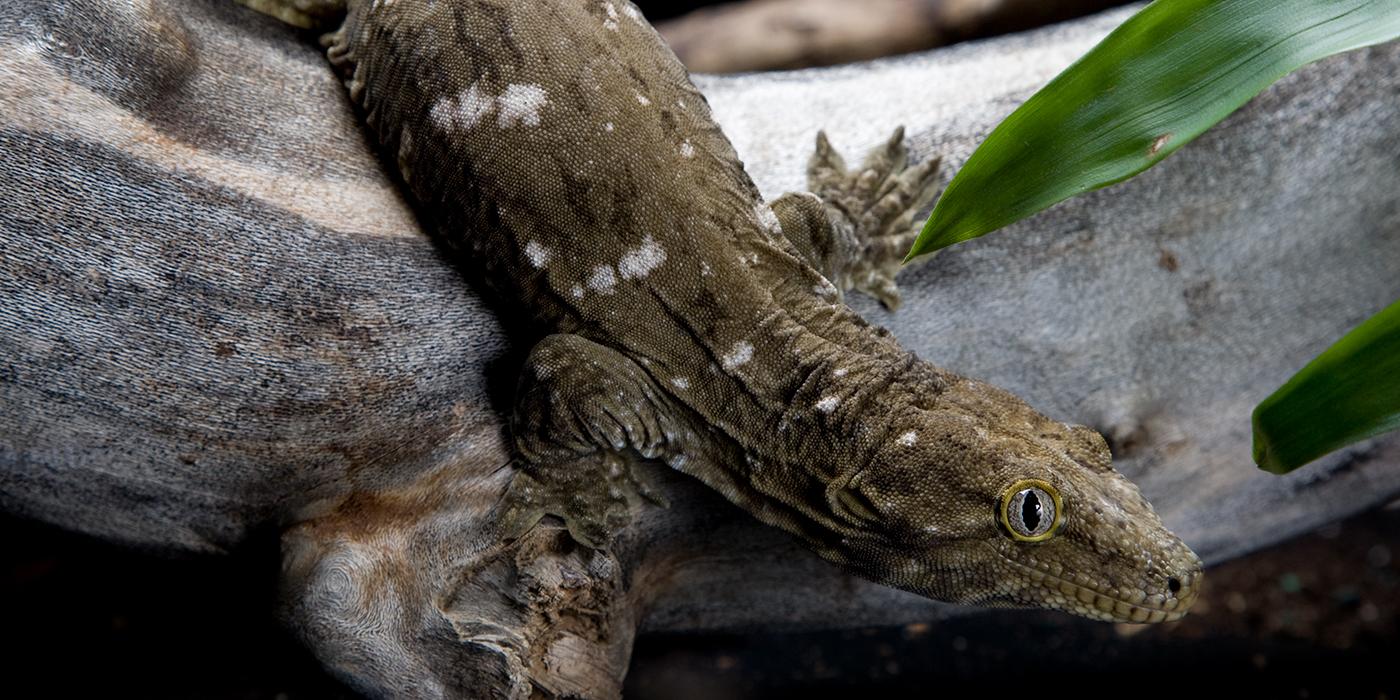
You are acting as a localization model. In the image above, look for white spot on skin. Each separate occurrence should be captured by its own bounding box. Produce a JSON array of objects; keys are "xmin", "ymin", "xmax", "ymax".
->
[
  {"xmin": 898, "ymin": 430, "xmax": 918, "ymax": 446},
  {"xmin": 603, "ymin": 2, "xmax": 619, "ymax": 29},
  {"xmin": 617, "ymin": 235, "xmax": 666, "ymax": 279},
  {"xmin": 679, "ymin": 140, "xmax": 695, "ymax": 158},
  {"xmin": 588, "ymin": 265, "xmax": 617, "ymax": 293},
  {"xmin": 721, "ymin": 341, "xmax": 753, "ymax": 370},
  {"xmin": 624, "ymin": 5, "xmax": 644, "ymax": 22},
  {"xmin": 571, "ymin": 284, "xmax": 584, "ymax": 298},
  {"xmin": 833, "ymin": 367, "xmax": 848, "ymax": 378},
  {"xmin": 496, "ymin": 83, "xmax": 548, "ymax": 127},
  {"xmin": 700, "ymin": 262, "xmax": 712, "ymax": 277},
  {"xmin": 524, "ymin": 241, "xmax": 551, "ymax": 269},
  {"xmin": 755, "ymin": 203, "xmax": 782, "ymax": 236},
  {"xmin": 430, "ymin": 83, "xmax": 492, "ymax": 130},
  {"xmin": 636, "ymin": 93, "xmax": 651, "ymax": 106},
  {"xmin": 433, "ymin": 83, "xmax": 548, "ymax": 131},
  {"xmin": 603, "ymin": 122, "xmax": 615, "ymax": 132},
  {"xmin": 677, "ymin": 99, "xmax": 686, "ymax": 109},
  {"xmin": 815, "ymin": 396, "xmax": 840, "ymax": 413},
  {"xmin": 672, "ymin": 377, "xmax": 690, "ymax": 390}
]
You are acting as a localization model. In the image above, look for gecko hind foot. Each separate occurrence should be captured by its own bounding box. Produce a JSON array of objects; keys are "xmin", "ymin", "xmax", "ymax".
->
[{"xmin": 808, "ymin": 127, "xmax": 942, "ymax": 310}]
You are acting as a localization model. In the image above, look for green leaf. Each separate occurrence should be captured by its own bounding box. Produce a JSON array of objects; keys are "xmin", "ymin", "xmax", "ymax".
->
[
  {"xmin": 1252, "ymin": 300, "xmax": 1400, "ymax": 474},
  {"xmin": 908, "ymin": 0, "xmax": 1400, "ymax": 260}
]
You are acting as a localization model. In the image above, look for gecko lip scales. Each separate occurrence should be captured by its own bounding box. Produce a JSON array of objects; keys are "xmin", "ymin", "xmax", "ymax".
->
[{"xmin": 986, "ymin": 543, "xmax": 1200, "ymax": 623}]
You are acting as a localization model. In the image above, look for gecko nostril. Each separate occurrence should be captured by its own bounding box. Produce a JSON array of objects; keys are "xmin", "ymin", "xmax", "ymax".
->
[{"xmin": 1167, "ymin": 577, "xmax": 1182, "ymax": 594}]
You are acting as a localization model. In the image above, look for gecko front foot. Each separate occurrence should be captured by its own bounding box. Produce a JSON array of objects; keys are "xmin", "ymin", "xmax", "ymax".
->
[
  {"xmin": 807, "ymin": 127, "xmax": 941, "ymax": 310},
  {"xmin": 501, "ymin": 453, "xmax": 656, "ymax": 549},
  {"xmin": 499, "ymin": 334, "xmax": 675, "ymax": 549}
]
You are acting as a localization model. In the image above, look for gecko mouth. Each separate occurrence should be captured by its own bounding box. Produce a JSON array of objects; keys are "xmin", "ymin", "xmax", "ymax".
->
[{"xmin": 985, "ymin": 543, "xmax": 1199, "ymax": 623}]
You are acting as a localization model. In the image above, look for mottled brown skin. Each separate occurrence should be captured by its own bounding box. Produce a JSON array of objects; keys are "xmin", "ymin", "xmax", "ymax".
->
[{"xmin": 254, "ymin": 0, "xmax": 1201, "ymax": 623}]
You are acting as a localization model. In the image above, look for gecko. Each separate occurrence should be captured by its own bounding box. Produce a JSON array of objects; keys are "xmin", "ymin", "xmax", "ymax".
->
[{"xmin": 243, "ymin": 0, "xmax": 1201, "ymax": 623}]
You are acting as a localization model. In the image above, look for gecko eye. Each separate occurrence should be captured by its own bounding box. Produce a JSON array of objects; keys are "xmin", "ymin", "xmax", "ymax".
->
[{"xmin": 999, "ymin": 479, "xmax": 1062, "ymax": 542}]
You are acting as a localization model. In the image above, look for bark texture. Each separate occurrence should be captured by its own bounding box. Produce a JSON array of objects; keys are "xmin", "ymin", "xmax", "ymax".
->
[{"xmin": 2, "ymin": 1, "xmax": 1398, "ymax": 697}]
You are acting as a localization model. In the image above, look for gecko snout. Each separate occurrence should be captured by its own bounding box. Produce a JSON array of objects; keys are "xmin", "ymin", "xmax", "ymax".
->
[{"xmin": 1161, "ymin": 561, "xmax": 1204, "ymax": 619}]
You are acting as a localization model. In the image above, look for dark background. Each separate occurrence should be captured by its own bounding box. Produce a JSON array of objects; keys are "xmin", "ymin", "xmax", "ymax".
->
[
  {"xmin": 6, "ymin": 505, "xmax": 1396, "ymax": 698},
  {"xmin": 636, "ymin": 0, "xmax": 714, "ymax": 20}
]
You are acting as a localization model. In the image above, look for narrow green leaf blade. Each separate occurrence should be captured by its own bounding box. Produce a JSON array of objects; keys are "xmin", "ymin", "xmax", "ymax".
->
[
  {"xmin": 908, "ymin": 0, "xmax": 1400, "ymax": 260},
  {"xmin": 1252, "ymin": 300, "xmax": 1400, "ymax": 474}
]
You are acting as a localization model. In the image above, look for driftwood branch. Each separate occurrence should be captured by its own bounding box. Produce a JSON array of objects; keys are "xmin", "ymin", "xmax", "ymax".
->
[
  {"xmin": 3, "ymin": 1, "xmax": 1399, "ymax": 696},
  {"xmin": 656, "ymin": 0, "xmax": 1127, "ymax": 73}
]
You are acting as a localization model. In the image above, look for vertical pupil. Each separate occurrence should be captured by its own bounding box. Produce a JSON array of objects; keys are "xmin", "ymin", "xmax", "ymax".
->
[{"xmin": 1021, "ymin": 491, "xmax": 1042, "ymax": 531}]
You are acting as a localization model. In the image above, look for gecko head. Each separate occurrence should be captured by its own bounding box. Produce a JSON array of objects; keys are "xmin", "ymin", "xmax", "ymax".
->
[{"xmin": 825, "ymin": 378, "xmax": 1202, "ymax": 623}]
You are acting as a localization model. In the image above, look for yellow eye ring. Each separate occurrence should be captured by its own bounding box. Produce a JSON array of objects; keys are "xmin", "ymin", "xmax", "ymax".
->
[{"xmin": 999, "ymin": 478, "xmax": 1063, "ymax": 542}]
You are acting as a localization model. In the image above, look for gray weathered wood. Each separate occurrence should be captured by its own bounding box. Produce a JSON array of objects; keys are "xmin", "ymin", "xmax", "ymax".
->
[{"xmin": 656, "ymin": 0, "xmax": 1124, "ymax": 73}]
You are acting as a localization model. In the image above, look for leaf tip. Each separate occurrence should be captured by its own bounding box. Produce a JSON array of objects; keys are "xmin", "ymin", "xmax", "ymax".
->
[
  {"xmin": 1252, "ymin": 413, "xmax": 1296, "ymax": 475},
  {"xmin": 1252, "ymin": 443, "xmax": 1290, "ymax": 475}
]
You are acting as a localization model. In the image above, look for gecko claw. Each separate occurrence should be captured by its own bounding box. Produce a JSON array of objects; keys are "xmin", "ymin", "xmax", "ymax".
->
[{"xmin": 805, "ymin": 127, "xmax": 943, "ymax": 308}]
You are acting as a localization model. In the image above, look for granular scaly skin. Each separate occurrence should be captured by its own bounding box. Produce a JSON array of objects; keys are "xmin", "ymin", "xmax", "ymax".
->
[{"xmin": 256, "ymin": 0, "xmax": 1201, "ymax": 623}]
